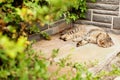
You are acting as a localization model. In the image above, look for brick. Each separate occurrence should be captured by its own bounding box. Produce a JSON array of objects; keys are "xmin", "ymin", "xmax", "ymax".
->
[
  {"xmin": 35, "ymin": 22, "xmax": 48, "ymax": 31},
  {"xmin": 87, "ymin": 0, "xmax": 119, "ymax": 4},
  {"xmin": 28, "ymin": 34, "xmax": 41, "ymax": 41},
  {"xmin": 45, "ymin": 29, "xmax": 54, "ymax": 35},
  {"xmin": 42, "ymin": 20, "xmax": 71, "ymax": 35},
  {"xmin": 75, "ymin": 20, "xmax": 111, "ymax": 28},
  {"xmin": 93, "ymin": 14, "xmax": 112, "ymax": 23},
  {"xmin": 87, "ymin": 3, "xmax": 119, "ymax": 11},
  {"xmin": 40, "ymin": 24, "xmax": 48, "ymax": 31},
  {"xmin": 113, "ymin": 17, "xmax": 120, "ymax": 29},
  {"xmin": 97, "ymin": 0, "xmax": 119, "ymax": 4},
  {"xmin": 85, "ymin": 9, "xmax": 92, "ymax": 20},
  {"xmin": 93, "ymin": 10, "xmax": 119, "ymax": 16},
  {"xmin": 50, "ymin": 19, "xmax": 65, "ymax": 28},
  {"xmin": 24, "ymin": 22, "xmax": 48, "ymax": 31},
  {"xmin": 50, "ymin": 22, "xmax": 71, "ymax": 34},
  {"xmin": 50, "ymin": 21, "xmax": 71, "ymax": 34}
]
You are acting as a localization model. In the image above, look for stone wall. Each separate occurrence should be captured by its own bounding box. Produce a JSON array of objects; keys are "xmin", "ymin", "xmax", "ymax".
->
[
  {"xmin": 29, "ymin": 0, "xmax": 120, "ymax": 40},
  {"xmin": 28, "ymin": 19, "xmax": 71, "ymax": 41},
  {"xmin": 75, "ymin": 0, "xmax": 120, "ymax": 29}
]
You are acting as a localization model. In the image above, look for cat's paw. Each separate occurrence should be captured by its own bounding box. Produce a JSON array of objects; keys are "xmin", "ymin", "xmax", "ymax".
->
[
  {"xmin": 72, "ymin": 38, "xmax": 82, "ymax": 42},
  {"xmin": 76, "ymin": 40, "xmax": 88, "ymax": 47}
]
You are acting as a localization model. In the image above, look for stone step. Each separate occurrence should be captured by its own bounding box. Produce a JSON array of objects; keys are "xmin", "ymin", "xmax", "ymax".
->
[
  {"xmin": 87, "ymin": 0, "xmax": 119, "ymax": 5},
  {"xmin": 87, "ymin": 3, "xmax": 119, "ymax": 11},
  {"xmin": 85, "ymin": 9, "xmax": 118, "ymax": 23},
  {"xmin": 75, "ymin": 20, "xmax": 111, "ymax": 28},
  {"xmin": 113, "ymin": 17, "xmax": 120, "ymax": 29},
  {"xmin": 93, "ymin": 14, "xmax": 112, "ymax": 23},
  {"xmin": 85, "ymin": 9, "xmax": 92, "ymax": 20},
  {"xmin": 93, "ymin": 10, "xmax": 119, "ymax": 16}
]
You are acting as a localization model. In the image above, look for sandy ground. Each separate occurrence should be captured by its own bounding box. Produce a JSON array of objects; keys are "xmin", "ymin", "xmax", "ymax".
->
[
  {"xmin": 32, "ymin": 27, "xmax": 120, "ymax": 64},
  {"xmin": 32, "ymin": 25, "xmax": 120, "ymax": 80}
]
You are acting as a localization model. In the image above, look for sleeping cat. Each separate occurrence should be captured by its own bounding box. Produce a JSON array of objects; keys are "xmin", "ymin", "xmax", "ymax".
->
[{"xmin": 60, "ymin": 25, "xmax": 114, "ymax": 48}]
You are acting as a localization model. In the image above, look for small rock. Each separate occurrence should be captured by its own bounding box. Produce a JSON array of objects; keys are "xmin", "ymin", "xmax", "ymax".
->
[{"xmin": 114, "ymin": 76, "xmax": 120, "ymax": 80}]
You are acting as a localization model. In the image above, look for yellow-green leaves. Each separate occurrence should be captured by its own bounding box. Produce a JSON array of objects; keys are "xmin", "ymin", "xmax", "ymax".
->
[
  {"xmin": 0, "ymin": 0, "xmax": 5, "ymax": 3},
  {"xmin": 0, "ymin": 34, "xmax": 27, "ymax": 59},
  {"xmin": 16, "ymin": 8, "xmax": 36, "ymax": 22},
  {"xmin": 7, "ymin": 25, "xmax": 16, "ymax": 33}
]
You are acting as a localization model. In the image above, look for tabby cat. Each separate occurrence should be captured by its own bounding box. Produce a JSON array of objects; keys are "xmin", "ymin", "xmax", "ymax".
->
[{"xmin": 60, "ymin": 25, "xmax": 114, "ymax": 48}]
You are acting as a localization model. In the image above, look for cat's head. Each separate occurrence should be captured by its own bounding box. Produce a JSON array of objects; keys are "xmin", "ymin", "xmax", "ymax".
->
[{"xmin": 97, "ymin": 34, "xmax": 114, "ymax": 48}]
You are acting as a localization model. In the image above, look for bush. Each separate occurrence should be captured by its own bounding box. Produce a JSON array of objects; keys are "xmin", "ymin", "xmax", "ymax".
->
[
  {"xmin": 64, "ymin": 0, "xmax": 96, "ymax": 23},
  {"xmin": 0, "ymin": 0, "xmax": 99, "ymax": 80},
  {"xmin": 0, "ymin": 0, "xmax": 96, "ymax": 37},
  {"xmin": 0, "ymin": 34, "xmax": 49, "ymax": 80}
]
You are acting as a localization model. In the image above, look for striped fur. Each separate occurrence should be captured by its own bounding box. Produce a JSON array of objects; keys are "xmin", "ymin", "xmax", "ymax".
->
[
  {"xmin": 60, "ymin": 25, "xmax": 114, "ymax": 48},
  {"xmin": 60, "ymin": 25, "xmax": 85, "ymax": 41}
]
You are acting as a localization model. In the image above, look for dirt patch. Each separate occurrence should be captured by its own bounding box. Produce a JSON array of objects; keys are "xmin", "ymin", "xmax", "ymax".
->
[
  {"xmin": 32, "ymin": 33, "xmax": 120, "ymax": 64},
  {"xmin": 32, "ymin": 25, "xmax": 120, "ymax": 79}
]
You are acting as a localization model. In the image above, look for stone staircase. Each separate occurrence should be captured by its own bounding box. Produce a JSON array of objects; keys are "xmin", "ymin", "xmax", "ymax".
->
[{"xmin": 75, "ymin": 0, "xmax": 120, "ymax": 29}]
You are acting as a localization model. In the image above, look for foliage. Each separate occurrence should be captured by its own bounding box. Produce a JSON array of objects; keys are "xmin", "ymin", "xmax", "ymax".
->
[
  {"xmin": 0, "ymin": 0, "xmax": 77, "ymax": 79},
  {"xmin": 71, "ymin": 63, "xmax": 100, "ymax": 80},
  {"xmin": 64, "ymin": 0, "xmax": 96, "ymax": 23},
  {"xmin": 51, "ymin": 55, "xmax": 120, "ymax": 80},
  {"xmin": 2, "ymin": 0, "xmax": 120, "ymax": 80},
  {"xmin": 90, "ymin": 0, "xmax": 96, "ymax": 2},
  {"xmin": 0, "ymin": 35, "xmax": 49, "ymax": 80},
  {"xmin": 0, "ymin": 0, "xmax": 71, "ymax": 38},
  {"xmin": 0, "ymin": 33, "xmax": 120, "ymax": 80},
  {"xmin": 0, "ymin": 0, "xmax": 96, "ymax": 38},
  {"xmin": 40, "ymin": 32, "xmax": 51, "ymax": 40},
  {"xmin": 0, "ymin": 34, "xmax": 99, "ymax": 80},
  {"xmin": 51, "ymin": 49, "xmax": 59, "ymax": 58},
  {"xmin": 0, "ymin": 34, "xmax": 27, "ymax": 59}
]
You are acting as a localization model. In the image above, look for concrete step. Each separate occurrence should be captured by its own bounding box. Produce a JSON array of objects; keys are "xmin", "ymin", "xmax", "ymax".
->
[
  {"xmin": 86, "ymin": 0, "xmax": 119, "ymax": 5},
  {"xmin": 93, "ymin": 14, "xmax": 112, "ymax": 23},
  {"xmin": 75, "ymin": 20, "xmax": 111, "ymax": 28},
  {"xmin": 93, "ymin": 10, "xmax": 119, "ymax": 16},
  {"xmin": 87, "ymin": 3, "xmax": 119, "ymax": 11}
]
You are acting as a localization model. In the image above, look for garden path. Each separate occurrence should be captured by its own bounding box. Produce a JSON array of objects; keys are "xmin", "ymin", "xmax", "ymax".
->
[{"xmin": 32, "ymin": 26, "xmax": 120, "ymax": 64}]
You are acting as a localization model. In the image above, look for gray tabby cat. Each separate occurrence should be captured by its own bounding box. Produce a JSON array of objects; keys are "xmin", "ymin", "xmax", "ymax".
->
[{"xmin": 60, "ymin": 25, "xmax": 114, "ymax": 48}]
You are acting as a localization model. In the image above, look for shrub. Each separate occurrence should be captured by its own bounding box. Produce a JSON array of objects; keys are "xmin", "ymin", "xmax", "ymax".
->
[
  {"xmin": 0, "ymin": 0, "xmax": 100, "ymax": 80},
  {"xmin": 0, "ymin": 34, "xmax": 49, "ymax": 80}
]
